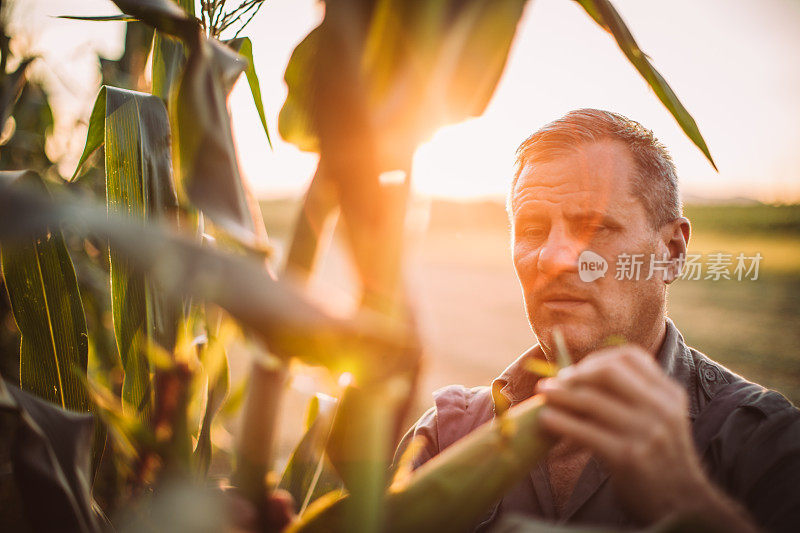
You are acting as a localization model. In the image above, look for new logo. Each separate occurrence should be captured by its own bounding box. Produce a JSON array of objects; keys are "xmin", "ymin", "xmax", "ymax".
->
[{"xmin": 578, "ymin": 250, "xmax": 608, "ymax": 282}]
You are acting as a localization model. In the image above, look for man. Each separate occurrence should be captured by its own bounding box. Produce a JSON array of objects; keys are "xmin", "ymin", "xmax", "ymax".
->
[{"xmin": 394, "ymin": 109, "xmax": 800, "ymax": 532}]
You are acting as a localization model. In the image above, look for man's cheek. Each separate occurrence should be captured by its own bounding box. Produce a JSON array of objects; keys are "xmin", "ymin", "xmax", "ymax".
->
[{"xmin": 512, "ymin": 247, "xmax": 539, "ymax": 283}]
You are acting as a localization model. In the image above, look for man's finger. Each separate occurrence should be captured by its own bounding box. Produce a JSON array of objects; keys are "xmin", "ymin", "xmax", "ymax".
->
[
  {"xmin": 537, "ymin": 405, "xmax": 625, "ymax": 466},
  {"xmin": 555, "ymin": 359, "xmax": 668, "ymax": 415},
  {"xmin": 537, "ymin": 379, "xmax": 648, "ymax": 436},
  {"xmin": 580, "ymin": 344, "xmax": 682, "ymax": 398}
]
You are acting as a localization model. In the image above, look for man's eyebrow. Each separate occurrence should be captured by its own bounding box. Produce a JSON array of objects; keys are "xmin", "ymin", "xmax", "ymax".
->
[
  {"xmin": 564, "ymin": 210, "xmax": 620, "ymax": 225},
  {"xmin": 512, "ymin": 212, "xmax": 547, "ymax": 224}
]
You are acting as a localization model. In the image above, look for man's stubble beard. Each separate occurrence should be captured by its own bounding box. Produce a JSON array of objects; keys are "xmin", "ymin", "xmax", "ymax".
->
[{"xmin": 528, "ymin": 282, "xmax": 667, "ymax": 363}]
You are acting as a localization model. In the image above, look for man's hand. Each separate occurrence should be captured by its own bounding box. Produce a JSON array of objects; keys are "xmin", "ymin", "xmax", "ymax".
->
[{"xmin": 534, "ymin": 344, "xmax": 758, "ymax": 532}]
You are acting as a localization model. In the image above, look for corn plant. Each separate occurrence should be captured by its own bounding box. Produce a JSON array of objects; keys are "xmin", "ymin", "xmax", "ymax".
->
[{"xmin": 0, "ymin": 0, "xmax": 715, "ymax": 531}]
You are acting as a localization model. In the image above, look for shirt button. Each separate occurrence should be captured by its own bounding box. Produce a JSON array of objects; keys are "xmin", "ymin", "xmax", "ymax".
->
[{"xmin": 703, "ymin": 368, "xmax": 717, "ymax": 381}]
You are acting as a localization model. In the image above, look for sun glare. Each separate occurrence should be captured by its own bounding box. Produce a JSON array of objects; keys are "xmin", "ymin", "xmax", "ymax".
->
[{"xmin": 411, "ymin": 118, "xmax": 517, "ymax": 200}]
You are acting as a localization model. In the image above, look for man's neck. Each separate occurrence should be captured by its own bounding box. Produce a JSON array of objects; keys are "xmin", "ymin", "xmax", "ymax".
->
[{"xmin": 640, "ymin": 316, "xmax": 668, "ymax": 358}]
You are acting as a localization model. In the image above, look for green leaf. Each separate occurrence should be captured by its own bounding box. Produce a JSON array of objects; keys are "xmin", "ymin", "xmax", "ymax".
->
[
  {"xmin": 111, "ymin": 0, "xmax": 268, "ymax": 249},
  {"xmin": 574, "ymin": 0, "xmax": 716, "ymax": 170},
  {"xmin": 226, "ymin": 37, "xmax": 272, "ymax": 149},
  {"xmin": 151, "ymin": 0, "xmax": 195, "ymax": 102},
  {"xmin": 0, "ymin": 57, "xmax": 34, "ymax": 131},
  {"xmin": 324, "ymin": 384, "xmax": 402, "ymax": 533},
  {"xmin": 151, "ymin": 33, "xmax": 186, "ymax": 102},
  {"xmin": 0, "ymin": 170, "xmax": 89, "ymax": 411},
  {"xmin": 277, "ymin": 28, "xmax": 319, "ymax": 153},
  {"xmin": 172, "ymin": 37, "xmax": 268, "ymax": 248},
  {"xmin": 57, "ymin": 14, "xmax": 138, "ymax": 22},
  {"xmin": 74, "ymin": 86, "xmax": 180, "ymax": 419},
  {"xmin": 71, "ymin": 89, "xmax": 106, "ymax": 181},
  {"xmin": 279, "ymin": 393, "xmax": 340, "ymax": 513}
]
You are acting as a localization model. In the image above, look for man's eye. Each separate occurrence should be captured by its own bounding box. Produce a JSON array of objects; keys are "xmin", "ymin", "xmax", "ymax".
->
[
  {"xmin": 521, "ymin": 227, "xmax": 547, "ymax": 239},
  {"xmin": 581, "ymin": 222, "xmax": 608, "ymax": 234}
]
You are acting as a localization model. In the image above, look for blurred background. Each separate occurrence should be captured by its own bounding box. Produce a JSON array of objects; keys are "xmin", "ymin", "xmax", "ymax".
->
[{"xmin": 4, "ymin": 0, "xmax": 800, "ymax": 463}]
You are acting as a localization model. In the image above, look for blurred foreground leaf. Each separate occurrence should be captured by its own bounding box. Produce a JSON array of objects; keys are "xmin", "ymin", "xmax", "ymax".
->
[
  {"xmin": 324, "ymin": 383, "xmax": 404, "ymax": 533},
  {"xmin": 282, "ymin": 0, "xmax": 715, "ymax": 171},
  {"xmin": 0, "ymin": 181, "xmax": 407, "ymax": 374},
  {"xmin": 279, "ymin": 0, "xmax": 526, "ymax": 164},
  {"xmin": 0, "ymin": 378, "xmax": 99, "ymax": 532}
]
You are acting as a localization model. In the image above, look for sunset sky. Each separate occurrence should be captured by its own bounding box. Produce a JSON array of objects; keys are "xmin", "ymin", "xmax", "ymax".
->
[{"xmin": 16, "ymin": 0, "xmax": 800, "ymax": 202}]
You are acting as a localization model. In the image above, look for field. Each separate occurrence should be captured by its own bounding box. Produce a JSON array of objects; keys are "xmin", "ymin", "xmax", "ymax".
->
[{"xmin": 259, "ymin": 199, "xmax": 800, "ymax": 456}]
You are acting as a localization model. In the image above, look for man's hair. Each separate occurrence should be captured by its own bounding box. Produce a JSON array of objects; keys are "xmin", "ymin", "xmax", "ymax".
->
[{"xmin": 509, "ymin": 109, "xmax": 681, "ymax": 228}]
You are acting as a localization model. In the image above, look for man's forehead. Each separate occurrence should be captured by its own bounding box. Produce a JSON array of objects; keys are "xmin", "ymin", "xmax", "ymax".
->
[{"xmin": 512, "ymin": 141, "xmax": 637, "ymax": 212}]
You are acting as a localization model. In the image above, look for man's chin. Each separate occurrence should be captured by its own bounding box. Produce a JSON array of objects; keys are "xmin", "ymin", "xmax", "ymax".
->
[{"xmin": 532, "ymin": 319, "xmax": 605, "ymax": 361}]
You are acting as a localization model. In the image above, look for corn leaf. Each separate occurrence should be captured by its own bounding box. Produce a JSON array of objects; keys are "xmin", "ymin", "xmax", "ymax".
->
[
  {"xmin": 73, "ymin": 86, "xmax": 180, "ymax": 419},
  {"xmin": 0, "ymin": 57, "xmax": 34, "ymax": 130},
  {"xmin": 71, "ymin": 88, "xmax": 106, "ymax": 182},
  {"xmin": 151, "ymin": 33, "xmax": 185, "ymax": 102},
  {"xmin": 0, "ymin": 170, "xmax": 89, "ymax": 411},
  {"xmin": 574, "ymin": 0, "xmax": 716, "ymax": 170},
  {"xmin": 226, "ymin": 37, "xmax": 272, "ymax": 149},
  {"xmin": 172, "ymin": 37, "xmax": 267, "ymax": 249},
  {"xmin": 279, "ymin": 393, "xmax": 340, "ymax": 514},
  {"xmin": 151, "ymin": 0, "xmax": 194, "ymax": 102},
  {"xmin": 279, "ymin": 0, "xmax": 526, "ymax": 314},
  {"xmin": 57, "ymin": 14, "xmax": 138, "ymax": 22},
  {"xmin": 110, "ymin": 0, "xmax": 268, "ymax": 250}
]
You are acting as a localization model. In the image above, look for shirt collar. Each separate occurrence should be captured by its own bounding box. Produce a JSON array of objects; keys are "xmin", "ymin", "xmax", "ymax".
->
[{"xmin": 490, "ymin": 318, "xmax": 699, "ymax": 419}]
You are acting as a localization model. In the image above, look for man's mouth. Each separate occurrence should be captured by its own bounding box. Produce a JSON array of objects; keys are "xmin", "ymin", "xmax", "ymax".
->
[{"xmin": 539, "ymin": 293, "xmax": 590, "ymax": 310}]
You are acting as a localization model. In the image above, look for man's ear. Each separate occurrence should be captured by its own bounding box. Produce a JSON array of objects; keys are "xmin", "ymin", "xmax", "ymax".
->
[{"xmin": 661, "ymin": 216, "xmax": 691, "ymax": 284}]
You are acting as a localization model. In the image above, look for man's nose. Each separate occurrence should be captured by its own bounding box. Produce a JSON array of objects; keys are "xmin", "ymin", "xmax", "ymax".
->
[{"xmin": 538, "ymin": 227, "xmax": 581, "ymax": 275}]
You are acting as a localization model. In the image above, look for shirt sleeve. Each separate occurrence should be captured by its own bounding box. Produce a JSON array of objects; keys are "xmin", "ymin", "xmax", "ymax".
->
[
  {"xmin": 738, "ymin": 406, "xmax": 800, "ymax": 533},
  {"xmin": 391, "ymin": 405, "xmax": 440, "ymax": 473},
  {"xmin": 712, "ymin": 394, "xmax": 800, "ymax": 533}
]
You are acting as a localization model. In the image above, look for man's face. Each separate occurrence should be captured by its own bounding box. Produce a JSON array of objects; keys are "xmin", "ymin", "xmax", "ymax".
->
[{"xmin": 511, "ymin": 140, "xmax": 667, "ymax": 360}]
